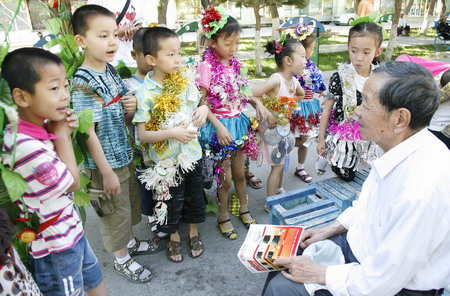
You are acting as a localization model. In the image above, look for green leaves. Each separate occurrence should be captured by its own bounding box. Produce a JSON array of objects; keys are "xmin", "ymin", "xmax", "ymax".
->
[
  {"xmin": 74, "ymin": 170, "xmax": 91, "ymax": 207},
  {"xmin": 77, "ymin": 109, "xmax": 93, "ymax": 133},
  {"xmin": 0, "ymin": 78, "xmax": 12, "ymax": 105},
  {"xmin": 45, "ymin": 18, "xmax": 62, "ymax": 35},
  {"xmin": 1, "ymin": 169, "xmax": 27, "ymax": 202},
  {"xmin": 74, "ymin": 190, "xmax": 91, "ymax": 207}
]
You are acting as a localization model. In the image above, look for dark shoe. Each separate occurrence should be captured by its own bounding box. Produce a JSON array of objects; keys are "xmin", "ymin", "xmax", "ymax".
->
[
  {"xmin": 167, "ymin": 240, "xmax": 183, "ymax": 263},
  {"xmin": 114, "ymin": 257, "xmax": 152, "ymax": 283},
  {"xmin": 239, "ymin": 211, "xmax": 256, "ymax": 229},
  {"xmin": 217, "ymin": 218, "xmax": 238, "ymax": 240},
  {"xmin": 188, "ymin": 234, "xmax": 204, "ymax": 258},
  {"xmin": 127, "ymin": 238, "xmax": 161, "ymax": 256}
]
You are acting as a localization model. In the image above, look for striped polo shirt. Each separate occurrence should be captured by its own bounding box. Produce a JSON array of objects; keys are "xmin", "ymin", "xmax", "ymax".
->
[
  {"xmin": 2, "ymin": 121, "xmax": 83, "ymax": 259},
  {"xmin": 71, "ymin": 64, "xmax": 132, "ymax": 169}
]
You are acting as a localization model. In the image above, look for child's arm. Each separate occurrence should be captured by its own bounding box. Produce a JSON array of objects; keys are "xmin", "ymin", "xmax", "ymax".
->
[
  {"xmin": 247, "ymin": 96, "xmax": 267, "ymax": 124},
  {"xmin": 137, "ymin": 123, "xmax": 198, "ymax": 145},
  {"xmin": 199, "ymin": 86, "xmax": 233, "ymax": 146},
  {"xmin": 252, "ymin": 75, "xmax": 279, "ymax": 128},
  {"xmin": 47, "ymin": 109, "xmax": 80, "ymax": 192},
  {"xmin": 317, "ymin": 99, "xmax": 334, "ymax": 155},
  {"xmin": 295, "ymin": 80, "xmax": 305, "ymax": 98},
  {"xmin": 252, "ymin": 75, "xmax": 278, "ymax": 97},
  {"xmin": 85, "ymin": 126, "xmax": 121, "ymax": 195}
]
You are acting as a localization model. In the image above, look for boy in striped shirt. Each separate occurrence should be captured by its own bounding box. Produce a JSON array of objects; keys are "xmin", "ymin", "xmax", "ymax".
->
[{"xmin": 1, "ymin": 47, "xmax": 108, "ymax": 295}]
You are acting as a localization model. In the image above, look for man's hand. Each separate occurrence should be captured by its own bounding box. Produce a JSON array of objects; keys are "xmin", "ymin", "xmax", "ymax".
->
[{"xmin": 274, "ymin": 256, "xmax": 327, "ymax": 285}]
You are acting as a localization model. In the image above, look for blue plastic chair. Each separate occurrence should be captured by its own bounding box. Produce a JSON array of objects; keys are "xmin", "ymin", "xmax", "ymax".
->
[{"xmin": 33, "ymin": 34, "xmax": 56, "ymax": 48}]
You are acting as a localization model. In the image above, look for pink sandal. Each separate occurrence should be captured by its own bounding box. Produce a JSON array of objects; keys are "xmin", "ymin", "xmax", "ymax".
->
[{"xmin": 294, "ymin": 168, "xmax": 312, "ymax": 183}]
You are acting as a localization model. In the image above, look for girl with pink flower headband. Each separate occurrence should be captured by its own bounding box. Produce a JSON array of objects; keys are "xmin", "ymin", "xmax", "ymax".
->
[{"xmin": 197, "ymin": 6, "xmax": 267, "ymax": 240}]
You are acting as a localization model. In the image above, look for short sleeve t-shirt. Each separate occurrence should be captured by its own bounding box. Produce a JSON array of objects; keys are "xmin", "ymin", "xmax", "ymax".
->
[
  {"xmin": 2, "ymin": 121, "xmax": 83, "ymax": 259},
  {"xmin": 71, "ymin": 64, "xmax": 132, "ymax": 169}
]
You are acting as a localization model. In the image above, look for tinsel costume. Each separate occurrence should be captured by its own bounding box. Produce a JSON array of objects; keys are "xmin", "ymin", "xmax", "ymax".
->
[
  {"xmin": 323, "ymin": 63, "xmax": 378, "ymax": 172},
  {"xmin": 135, "ymin": 66, "xmax": 203, "ymax": 224},
  {"xmin": 198, "ymin": 47, "xmax": 259, "ymax": 167},
  {"xmin": 291, "ymin": 58, "xmax": 324, "ymax": 137},
  {"xmin": 259, "ymin": 73, "xmax": 298, "ymax": 168}
]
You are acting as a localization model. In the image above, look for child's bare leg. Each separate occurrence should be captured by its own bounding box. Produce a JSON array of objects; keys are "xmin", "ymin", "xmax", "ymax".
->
[
  {"xmin": 278, "ymin": 170, "xmax": 284, "ymax": 191},
  {"xmin": 218, "ymin": 159, "xmax": 233, "ymax": 230},
  {"xmin": 87, "ymin": 281, "xmax": 109, "ymax": 296},
  {"xmin": 267, "ymin": 165, "xmax": 284, "ymax": 197},
  {"xmin": 188, "ymin": 224, "xmax": 203, "ymax": 257},
  {"xmin": 295, "ymin": 136, "xmax": 312, "ymax": 183},
  {"xmin": 231, "ymin": 150, "xmax": 252, "ymax": 220}
]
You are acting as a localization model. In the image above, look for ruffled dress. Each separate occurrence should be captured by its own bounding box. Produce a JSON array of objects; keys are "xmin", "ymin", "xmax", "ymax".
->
[
  {"xmin": 260, "ymin": 73, "xmax": 298, "ymax": 166},
  {"xmin": 290, "ymin": 59, "xmax": 324, "ymax": 137},
  {"xmin": 324, "ymin": 63, "xmax": 377, "ymax": 171},
  {"xmin": 197, "ymin": 47, "xmax": 258, "ymax": 161}
]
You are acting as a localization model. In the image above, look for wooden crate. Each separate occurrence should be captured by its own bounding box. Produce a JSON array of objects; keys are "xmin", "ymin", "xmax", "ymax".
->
[{"xmin": 267, "ymin": 170, "xmax": 370, "ymax": 229}]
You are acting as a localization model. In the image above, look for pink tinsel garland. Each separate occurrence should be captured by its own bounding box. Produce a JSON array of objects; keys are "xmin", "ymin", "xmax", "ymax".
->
[
  {"xmin": 202, "ymin": 47, "xmax": 249, "ymax": 111},
  {"xmin": 328, "ymin": 108, "xmax": 362, "ymax": 141}
]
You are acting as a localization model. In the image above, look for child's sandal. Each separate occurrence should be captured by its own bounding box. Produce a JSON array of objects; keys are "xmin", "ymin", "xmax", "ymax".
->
[
  {"xmin": 127, "ymin": 237, "xmax": 161, "ymax": 256},
  {"xmin": 239, "ymin": 211, "xmax": 256, "ymax": 229},
  {"xmin": 188, "ymin": 234, "xmax": 204, "ymax": 258},
  {"xmin": 167, "ymin": 240, "xmax": 183, "ymax": 263},
  {"xmin": 217, "ymin": 218, "xmax": 238, "ymax": 240},
  {"xmin": 114, "ymin": 257, "xmax": 152, "ymax": 283}
]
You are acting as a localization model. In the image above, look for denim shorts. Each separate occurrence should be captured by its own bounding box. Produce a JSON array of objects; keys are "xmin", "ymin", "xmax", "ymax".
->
[{"xmin": 30, "ymin": 235, "xmax": 103, "ymax": 296}]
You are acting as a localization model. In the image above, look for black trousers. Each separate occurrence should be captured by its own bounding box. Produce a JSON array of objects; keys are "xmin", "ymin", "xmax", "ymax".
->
[{"xmin": 157, "ymin": 161, "xmax": 206, "ymax": 234}]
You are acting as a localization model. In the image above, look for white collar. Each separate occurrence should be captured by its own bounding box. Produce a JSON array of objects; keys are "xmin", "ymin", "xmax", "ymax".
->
[{"xmin": 372, "ymin": 128, "xmax": 429, "ymax": 179}]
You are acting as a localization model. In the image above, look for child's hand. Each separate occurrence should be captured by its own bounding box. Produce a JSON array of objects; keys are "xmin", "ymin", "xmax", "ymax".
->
[
  {"xmin": 121, "ymin": 96, "xmax": 137, "ymax": 114},
  {"xmin": 317, "ymin": 139, "xmax": 327, "ymax": 155},
  {"xmin": 47, "ymin": 109, "xmax": 78, "ymax": 138},
  {"xmin": 119, "ymin": 19, "xmax": 141, "ymax": 39},
  {"xmin": 217, "ymin": 126, "xmax": 233, "ymax": 146},
  {"xmin": 191, "ymin": 105, "xmax": 208, "ymax": 127},
  {"xmin": 171, "ymin": 125, "xmax": 198, "ymax": 144},
  {"xmin": 102, "ymin": 170, "xmax": 121, "ymax": 196},
  {"xmin": 267, "ymin": 112, "xmax": 276, "ymax": 129},
  {"xmin": 254, "ymin": 101, "xmax": 268, "ymax": 123}
]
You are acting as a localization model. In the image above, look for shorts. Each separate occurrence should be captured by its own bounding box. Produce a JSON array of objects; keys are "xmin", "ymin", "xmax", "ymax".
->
[
  {"xmin": 30, "ymin": 235, "xmax": 103, "ymax": 296},
  {"xmin": 85, "ymin": 162, "xmax": 142, "ymax": 252}
]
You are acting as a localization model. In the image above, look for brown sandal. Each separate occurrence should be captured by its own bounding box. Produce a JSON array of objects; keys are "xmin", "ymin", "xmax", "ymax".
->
[
  {"xmin": 188, "ymin": 234, "xmax": 204, "ymax": 258},
  {"xmin": 167, "ymin": 240, "xmax": 183, "ymax": 263}
]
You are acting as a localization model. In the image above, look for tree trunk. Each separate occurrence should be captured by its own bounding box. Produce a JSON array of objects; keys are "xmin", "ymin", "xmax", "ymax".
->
[
  {"xmin": 269, "ymin": 5, "xmax": 279, "ymax": 41},
  {"xmin": 354, "ymin": 0, "xmax": 362, "ymax": 14},
  {"xmin": 436, "ymin": 0, "xmax": 446, "ymax": 17},
  {"xmin": 403, "ymin": 0, "xmax": 415, "ymax": 15},
  {"xmin": 253, "ymin": 5, "xmax": 262, "ymax": 76},
  {"xmin": 158, "ymin": 0, "xmax": 169, "ymax": 25},
  {"xmin": 385, "ymin": 0, "xmax": 402, "ymax": 61},
  {"xmin": 201, "ymin": 0, "xmax": 210, "ymax": 9},
  {"xmin": 420, "ymin": 0, "xmax": 437, "ymax": 34}
]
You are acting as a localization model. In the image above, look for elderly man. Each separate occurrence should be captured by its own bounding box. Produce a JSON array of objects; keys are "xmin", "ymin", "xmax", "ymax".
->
[
  {"xmin": 437, "ymin": 14, "xmax": 450, "ymax": 40},
  {"xmin": 397, "ymin": 12, "xmax": 410, "ymax": 36},
  {"xmin": 263, "ymin": 62, "xmax": 450, "ymax": 296}
]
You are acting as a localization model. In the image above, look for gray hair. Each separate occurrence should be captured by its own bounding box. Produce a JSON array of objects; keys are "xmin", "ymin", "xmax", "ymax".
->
[{"xmin": 373, "ymin": 61, "xmax": 440, "ymax": 130}]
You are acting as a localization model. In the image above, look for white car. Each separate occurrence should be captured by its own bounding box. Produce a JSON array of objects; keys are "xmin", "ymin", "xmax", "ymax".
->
[{"xmin": 332, "ymin": 11, "xmax": 356, "ymax": 26}]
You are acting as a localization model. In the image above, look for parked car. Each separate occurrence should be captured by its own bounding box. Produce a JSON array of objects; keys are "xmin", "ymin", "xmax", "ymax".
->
[{"xmin": 332, "ymin": 9, "xmax": 356, "ymax": 26}]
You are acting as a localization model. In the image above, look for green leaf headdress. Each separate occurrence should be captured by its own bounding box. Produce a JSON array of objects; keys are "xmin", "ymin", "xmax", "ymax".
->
[{"xmin": 200, "ymin": 6, "xmax": 229, "ymax": 39}]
